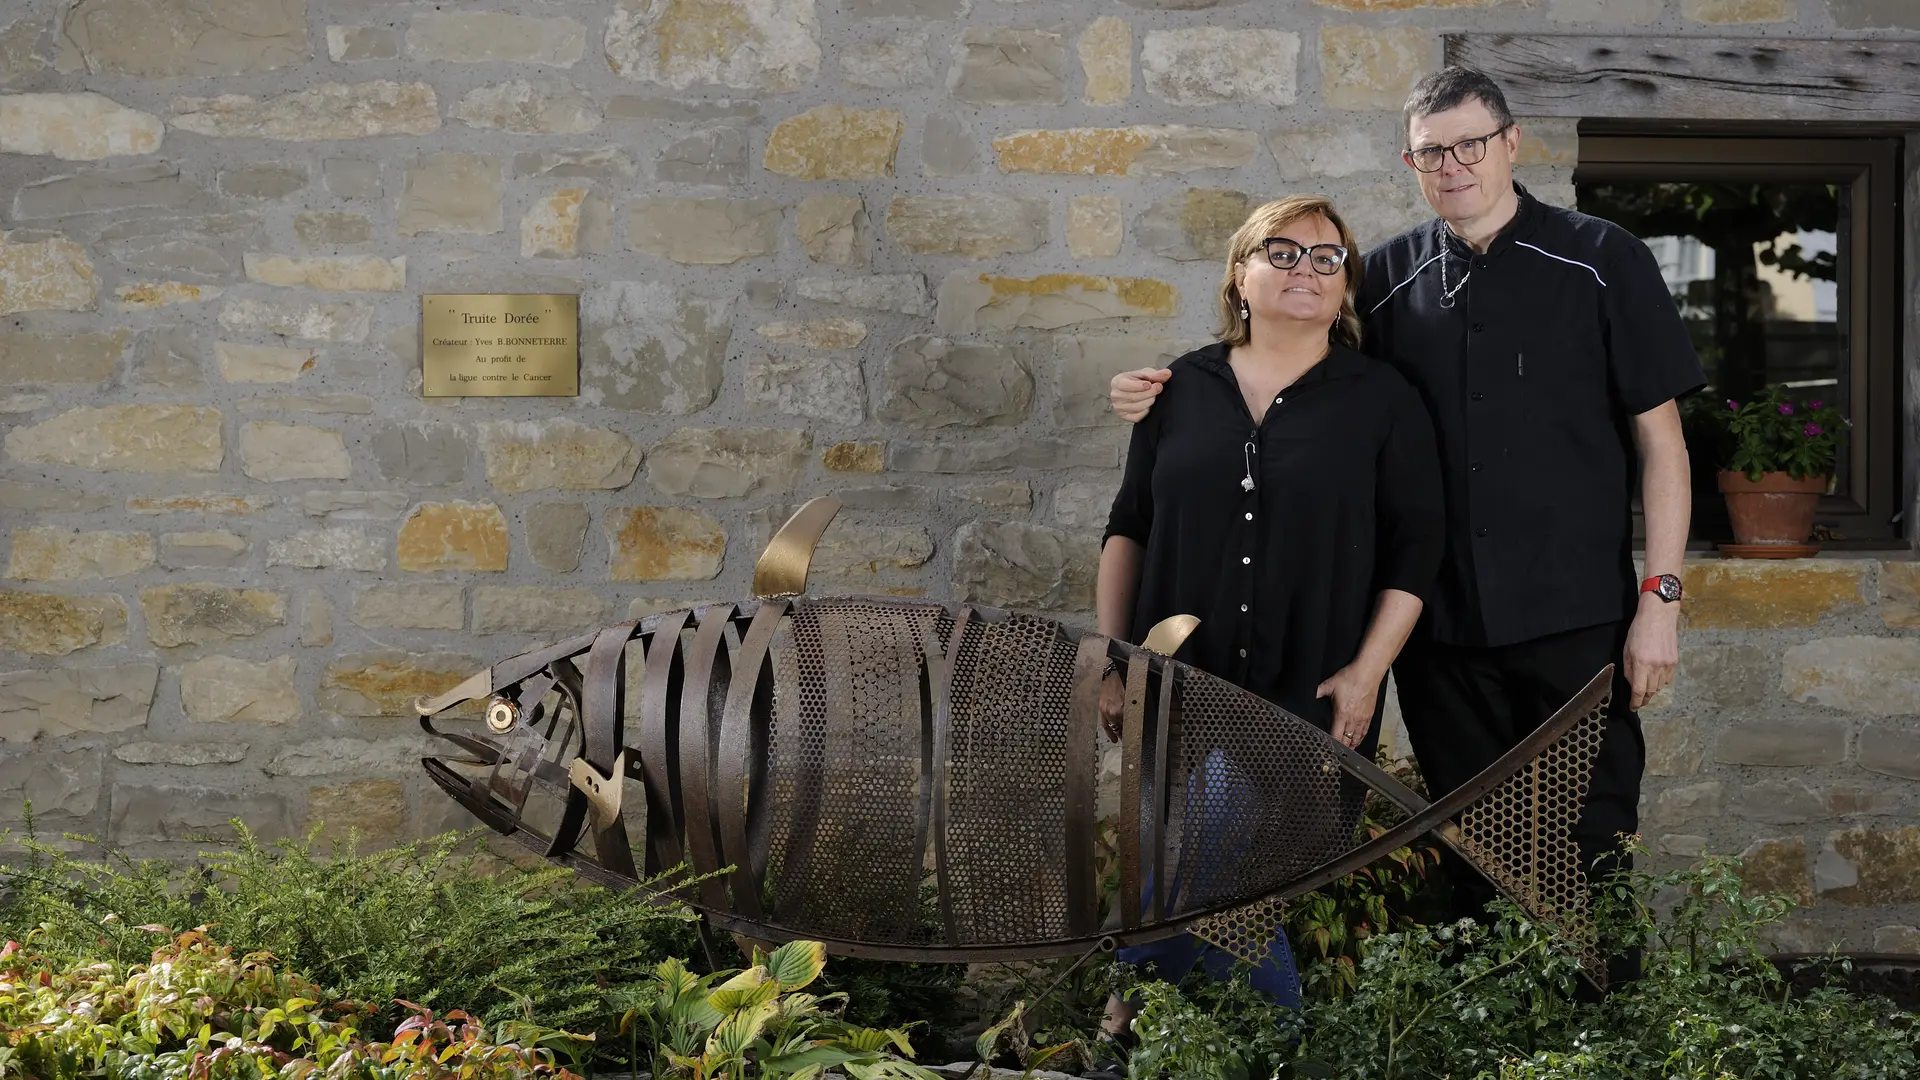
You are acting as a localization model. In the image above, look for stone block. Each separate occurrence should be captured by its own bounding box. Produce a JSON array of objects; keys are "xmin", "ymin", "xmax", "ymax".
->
[
  {"xmin": 1547, "ymin": 0, "xmax": 1662, "ymax": 20},
  {"xmin": 0, "ymin": 330, "xmax": 125, "ymax": 384},
  {"xmin": 141, "ymin": 585, "xmax": 284, "ymax": 648},
  {"xmin": 843, "ymin": 32, "xmax": 934, "ymax": 89},
  {"xmin": 1320, "ymin": 24, "xmax": 1432, "ymax": 111},
  {"xmin": 351, "ymin": 584, "xmax": 463, "ymax": 631},
  {"xmin": 372, "ymin": 422, "xmax": 468, "ymax": 486},
  {"xmin": 920, "ymin": 114, "xmax": 977, "ymax": 176},
  {"xmin": 1873, "ymin": 925, "xmax": 1920, "ymax": 951},
  {"xmin": 471, "ymin": 587, "xmax": 611, "ymax": 634},
  {"xmin": 308, "ymin": 780, "xmax": 409, "ymax": 845},
  {"xmin": 108, "ymin": 212, "xmax": 262, "ymax": 281},
  {"xmin": 892, "ymin": 434, "xmax": 1121, "ymax": 473},
  {"xmin": 605, "ymin": 96, "xmax": 761, "ymax": 122},
  {"xmin": 1878, "ymin": 561, "xmax": 1920, "ymax": 628},
  {"xmin": 219, "ymin": 297, "xmax": 370, "ymax": 342},
  {"xmin": 656, "ymin": 127, "xmax": 747, "ymax": 184},
  {"xmin": 398, "ymin": 153, "xmax": 502, "ymax": 235},
  {"xmin": 795, "ymin": 195, "xmax": 869, "ymax": 267},
  {"xmin": 266, "ymin": 529, "xmax": 386, "ymax": 571},
  {"xmin": 0, "ymin": 19, "xmax": 47, "ymax": 84},
  {"xmin": 1729, "ymin": 778, "xmax": 1826, "ymax": 825},
  {"xmin": 756, "ymin": 322, "xmax": 869, "ymax": 352},
  {"xmin": 239, "ymin": 421, "xmax": 350, "ymax": 482},
  {"xmin": 1053, "ymin": 480, "xmax": 1122, "ymax": 531},
  {"xmin": 1737, "ymin": 836, "xmax": 1811, "ymax": 907},
  {"xmin": 3, "ymin": 482, "xmax": 113, "ymax": 513},
  {"xmin": 1679, "ymin": 643, "xmax": 1770, "ymax": 707},
  {"xmin": 299, "ymin": 589, "xmax": 332, "ymax": 647},
  {"xmin": 1715, "ymin": 718, "xmax": 1849, "ymax": 767},
  {"xmin": 1642, "ymin": 718, "xmax": 1705, "ymax": 777},
  {"xmin": 60, "ymin": 0, "xmax": 308, "ymax": 77},
  {"xmin": 607, "ymin": 507, "xmax": 726, "ymax": 581},
  {"xmin": 111, "ymin": 784, "xmax": 294, "ymax": 843},
  {"xmin": 746, "ymin": 353, "xmax": 866, "ymax": 426},
  {"xmin": 1657, "ymin": 834, "xmax": 1708, "ymax": 857},
  {"xmin": 180, "ymin": 655, "xmax": 299, "ymax": 725},
  {"xmin": 397, "ymin": 502, "xmax": 509, "ymax": 573},
  {"xmin": 1141, "ymin": 28, "xmax": 1297, "ymax": 105},
  {"xmin": 1819, "ymin": 827, "xmax": 1920, "ymax": 905},
  {"xmin": 1858, "ymin": 722, "xmax": 1920, "ymax": 782},
  {"xmin": 949, "ymin": 27, "xmax": 1066, "ymax": 105},
  {"xmin": 319, "ymin": 651, "xmax": 482, "ymax": 717},
  {"xmin": 523, "ymin": 188, "xmax": 586, "ymax": 259},
  {"xmin": 218, "ymin": 162, "xmax": 307, "ymax": 200},
  {"xmin": 115, "ymin": 741, "xmax": 248, "ymax": 765},
  {"xmin": 327, "ymin": 25, "xmax": 397, "ymax": 62},
  {"xmin": 5, "ymin": 404, "xmax": 221, "ymax": 473},
  {"xmin": 824, "ymin": 442, "xmax": 885, "ymax": 473},
  {"xmin": 0, "ymin": 592, "xmax": 130, "ymax": 656},
  {"xmin": 117, "ymin": 282, "xmax": 219, "ymax": 310},
  {"xmin": 795, "ymin": 275, "xmax": 931, "ymax": 316},
  {"xmin": 16, "ymin": 163, "xmax": 200, "ymax": 220},
  {"xmin": 1827, "ymin": 784, "xmax": 1894, "ymax": 818},
  {"xmin": 1781, "ymin": 636, "xmax": 1920, "ymax": 716},
  {"xmin": 936, "ymin": 271, "xmax": 1176, "ymax": 334},
  {"xmin": 1682, "ymin": 561, "xmax": 1865, "ymax": 629},
  {"xmin": 0, "ymin": 92, "xmax": 163, "ymax": 160},
  {"xmin": 407, "ymin": 12, "xmax": 585, "ymax": 65},
  {"xmin": 477, "ymin": 419, "xmax": 639, "ymax": 495},
  {"xmin": 455, "ymin": 80, "xmax": 599, "ymax": 135},
  {"xmin": 7, "ymin": 528, "xmax": 153, "ymax": 581},
  {"xmin": 172, "ymin": 81, "xmax": 439, "ymax": 141},
  {"xmin": 296, "ymin": 492, "xmax": 409, "ymax": 522},
  {"xmin": 518, "ymin": 147, "xmax": 639, "ymax": 180},
  {"xmin": 1829, "ymin": 0, "xmax": 1920, "ymax": 26},
  {"xmin": 128, "ymin": 493, "xmax": 272, "ymax": 516},
  {"xmin": 1268, "ymin": 127, "xmax": 1382, "ymax": 180},
  {"xmin": 1136, "ymin": 188, "xmax": 1249, "ymax": 261},
  {"xmin": 647, "ymin": 428, "xmax": 811, "ymax": 498},
  {"xmin": 1648, "ymin": 780, "xmax": 1721, "ymax": 826},
  {"xmin": 160, "ymin": 531, "xmax": 249, "ymax": 570},
  {"xmin": 628, "ymin": 197, "xmax": 781, "ymax": 264},
  {"xmin": 885, "ymin": 195, "xmax": 1047, "ymax": 258},
  {"xmin": 0, "ymin": 663, "xmax": 155, "ymax": 739},
  {"xmin": 1078, "ymin": 17, "xmax": 1131, "ymax": 105},
  {"xmin": 527, "ymin": 503, "xmax": 592, "ymax": 573},
  {"xmin": 0, "ymin": 231, "xmax": 96, "ymax": 314},
  {"xmin": 581, "ymin": 282, "xmax": 732, "ymax": 414},
  {"xmin": 993, "ymin": 126, "xmax": 1260, "ymax": 176},
  {"xmin": 323, "ymin": 158, "xmax": 381, "ymax": 199},
  {"xmin": 1067, "ymin": 195, "xmax": 1124, "ymax": 260},
  {"xmin": 879, "ymin": 336, "xmax": 1034, "ymax": 429},
  {"xmin": 1682, "ymin": 0, "xmax": 1793, "ymax": 21},
  {"xmin": 604, "ymin": 0, "xmax": 820, "ymax": 92},
  {"xmin": 243, "ymin": 254, "xmax": 404, "ymax": 292},
  {"xmin": 766, "ymin": 107, "xmax": 903, "ymax": 180},
  {"xmin": 952, "ymin": 521, "xmax": 1097, "ymax": 612},
  {"xmin": 265, "ymin": 737, "xmax": 431, "ymax": 778}
]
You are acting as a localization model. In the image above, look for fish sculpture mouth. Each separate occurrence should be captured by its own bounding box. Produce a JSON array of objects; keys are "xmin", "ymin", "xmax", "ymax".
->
[{"xmin": 418, "ymin": 497, "xmax": 1616, "ymax": 986}]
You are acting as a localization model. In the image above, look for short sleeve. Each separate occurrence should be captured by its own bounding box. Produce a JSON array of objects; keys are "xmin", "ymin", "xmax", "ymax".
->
[
  {"xmin": 1603, "ymin": 231, "xmax": 1706, "ymax": 415},
  {"xmin": 1373, "ymin": 378, "xmax": 1444, "ymax": 600},
  {"xmin": 1102, "ymin": 383, "xmax": 1163, "ymax": 546}
]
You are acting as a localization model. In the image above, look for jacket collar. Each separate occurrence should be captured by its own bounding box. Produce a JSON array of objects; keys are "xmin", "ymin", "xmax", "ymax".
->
[
  {"xmin": 1192, "ymin": 340, "xmax": 1369, "ymax": 383},
  {"xmin": 1439, "ymin": 180, "xmax": 1540, "ymax": 259}
]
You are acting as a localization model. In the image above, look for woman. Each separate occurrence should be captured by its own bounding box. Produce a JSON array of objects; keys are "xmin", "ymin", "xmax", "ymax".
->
[{"xmin": 1096, "ymin": 195, "xmax": 1444, "ymax": 1034}]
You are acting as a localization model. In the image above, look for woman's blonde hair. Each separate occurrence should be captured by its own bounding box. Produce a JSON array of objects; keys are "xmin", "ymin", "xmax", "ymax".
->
[{"xmin": 1217, "ymin": 194, "xmax": 1364, "ymax": 351}]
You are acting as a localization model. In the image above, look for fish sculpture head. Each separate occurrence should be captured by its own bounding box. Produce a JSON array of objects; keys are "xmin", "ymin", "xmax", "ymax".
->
[{"xmin": 417, "ymin": 497, "xmax": 1617, "ymax": 986}]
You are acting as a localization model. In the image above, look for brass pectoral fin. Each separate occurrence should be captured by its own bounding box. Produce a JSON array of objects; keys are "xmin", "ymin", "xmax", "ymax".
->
[
  {"xmin": 413, "ymin": 668, "xmax": 493, "ymax": 717},
  {"xmin": 570, "ymin": 751, "xmax": 627, "ymax": 831},
  {"xmin": 752, "ymin": 495, "xmax": 843, "ymax": 598},
  {"xmin": 1141, "ymin": 614, "xmax": 1200, "ymax": 657}
]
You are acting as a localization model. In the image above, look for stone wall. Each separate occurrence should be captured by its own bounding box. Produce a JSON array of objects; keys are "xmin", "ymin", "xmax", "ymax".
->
[{"xmin": 0, "ymin": 0, "xmax": 1915, "ymax": 945}]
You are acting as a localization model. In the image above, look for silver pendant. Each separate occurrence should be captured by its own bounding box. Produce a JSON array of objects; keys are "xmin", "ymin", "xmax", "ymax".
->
[{"xmin": 1241, "ymin": 476, "xmax": 1255, "ymax": 492}]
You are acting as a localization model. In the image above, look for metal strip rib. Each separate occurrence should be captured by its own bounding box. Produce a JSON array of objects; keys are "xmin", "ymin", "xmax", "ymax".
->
[
  {"xmin": 1148, "ymin": 661, "xmax": 1177, "ymax": 924},
  {"xmin": 1063, "ymin": 634, "xmax": 1107, "ymax": 937},
  {"xmin": 716, "ymin": 600, "xmax": 786, "ymax": 919},
  {"xmin": 679, "ymin": 605, "xmax": 736, "ymax": 911},
  {"xmin": 1117, "ymin": 652, "xmax": 1151, "ymax": 931},
  {"xmin": 582, "ymin": 621, "xmax": 640, "ymax": 880},
  {"xmin": 927, "ymin": 606, "xmax": 971, "ymax": 944},
  {"xmin": 638, "ymin": 610, "xmax": 691, "ymax": 876}
]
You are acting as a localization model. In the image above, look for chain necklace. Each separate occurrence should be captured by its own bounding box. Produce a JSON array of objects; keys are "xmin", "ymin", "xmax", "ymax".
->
[{"xmin": 1437, "ymin": 243, "xmax": 1472, "ymax": 309}]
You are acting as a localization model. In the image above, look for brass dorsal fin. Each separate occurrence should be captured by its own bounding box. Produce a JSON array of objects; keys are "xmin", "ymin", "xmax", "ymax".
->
[
  {"xmin": 1141, "ymin": 614, "xmax": 1200, "ymax": 656},
  {"xmin": 753, "ymin": 496, "xmax": 842, "ymax": 598}
]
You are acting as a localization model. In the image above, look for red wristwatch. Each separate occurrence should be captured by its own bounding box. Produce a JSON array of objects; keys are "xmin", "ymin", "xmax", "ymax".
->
[{"xmin": 1640, "ymin": 573, "xmax": 1683, "ymax": 603}]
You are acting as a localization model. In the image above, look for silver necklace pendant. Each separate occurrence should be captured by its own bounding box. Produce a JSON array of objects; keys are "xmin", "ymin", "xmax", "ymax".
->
[
  {"xmin": 1241, "ymin": 475, "xmax": 1255, "ymax": 492},
  {"xmin": 1438, "ymin": 249, "xmax": 1471, "ymax": 309}
]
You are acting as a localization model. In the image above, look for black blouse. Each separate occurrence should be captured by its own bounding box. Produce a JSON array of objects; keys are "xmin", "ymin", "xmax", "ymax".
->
[{"xmin": 1103, "ymin": 341, "xmax": 1445, "ymax": 734}]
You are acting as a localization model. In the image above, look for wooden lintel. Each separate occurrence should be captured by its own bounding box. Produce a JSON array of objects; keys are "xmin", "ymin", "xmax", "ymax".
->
[{"xmin": 1445, "ymin": 34, "xmax": 1920, "ymax": 123}]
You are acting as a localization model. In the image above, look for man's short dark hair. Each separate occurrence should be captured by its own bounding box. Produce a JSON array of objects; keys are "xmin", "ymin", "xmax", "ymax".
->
[{"xmin": 1403, "ymin": 66, "xmax": 1514, "ymax": 146}]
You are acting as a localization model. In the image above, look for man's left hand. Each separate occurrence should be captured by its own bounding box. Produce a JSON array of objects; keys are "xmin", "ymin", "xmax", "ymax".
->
[{"xmin": 1623, "ymin": 592, "xmax": 1681, "ymax": 710}]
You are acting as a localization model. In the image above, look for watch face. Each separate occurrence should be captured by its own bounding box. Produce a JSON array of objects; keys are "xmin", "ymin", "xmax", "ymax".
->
[{"xmin": 1657, "ymin": 574, "xmax": 1682, "ymax": 602}]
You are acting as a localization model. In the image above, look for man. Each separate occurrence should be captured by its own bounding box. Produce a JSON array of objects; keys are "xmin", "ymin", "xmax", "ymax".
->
[{"xmin": 1107, "ymin": 67, "xmax": 1702, "ymax": 961}]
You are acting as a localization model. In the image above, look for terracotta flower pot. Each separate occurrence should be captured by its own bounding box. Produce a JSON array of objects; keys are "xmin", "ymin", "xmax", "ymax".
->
[{"xmin": 1717, "ymin": 470, "xmax": 1827, "ymax": 549}]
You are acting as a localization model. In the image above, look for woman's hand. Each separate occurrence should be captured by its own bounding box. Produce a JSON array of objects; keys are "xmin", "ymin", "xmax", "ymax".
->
[
  {"xmin": 1108, "ymin": 367, "xmax": 1170, "ymax": 423},
  {"xmin": 1315, "ymin": 664, "xmax": 1381, "ymax": 749},
  {"xmin": 1100, "ymin": 671, "xmax": 1126, "ymax": 742}
]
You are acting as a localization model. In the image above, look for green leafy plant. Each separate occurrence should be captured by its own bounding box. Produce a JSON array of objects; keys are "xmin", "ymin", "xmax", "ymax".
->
[
  {"xmin": 1712, "ymin": 386, "xmax": 1850, "ymax": 481},
  {"xmin": 619, "ymin": 939, "xmax": 942, "ymax": 1080}
]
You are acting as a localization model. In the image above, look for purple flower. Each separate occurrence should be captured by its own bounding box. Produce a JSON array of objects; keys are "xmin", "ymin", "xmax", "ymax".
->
[
  {"xmin": 1726, "ymin": 399, "xmax": 1740, "ymax": 411},
  {"xmin": 1807, "ymin": 399, "xmax": 1824, "ymax": 409},
  {"xmin": 1804, "ymin": 423, "xmax": 1822, "ymax": 437},
  {"xmin": 1778, "ymin": 403, "xmax": 1795, "ymax": 416}
]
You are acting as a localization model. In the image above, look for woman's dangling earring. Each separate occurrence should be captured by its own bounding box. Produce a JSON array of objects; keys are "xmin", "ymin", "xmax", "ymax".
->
[
  {"xmin": 1239, "ymin": 299, "xmax": 1250, "ymax": 322},
  {"xmin": 1331, "ymin": 313, "xmax": 1342, "ymax": 336}
]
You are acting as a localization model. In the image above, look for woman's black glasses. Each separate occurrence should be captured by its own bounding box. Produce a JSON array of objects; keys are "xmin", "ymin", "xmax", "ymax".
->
[{"xmin": 1262, "ymin": 237, "xmax": 1349, "ymax": 275}]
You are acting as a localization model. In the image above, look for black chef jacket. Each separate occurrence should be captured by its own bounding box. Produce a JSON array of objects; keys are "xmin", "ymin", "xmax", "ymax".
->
[
  {"xmin": 1103, "ymin": 342, "xmax": 1444, "ymax": 729},
  {"xmin": 1361, "ymin": 183, "xmax": 1705, "ymax": 648}
]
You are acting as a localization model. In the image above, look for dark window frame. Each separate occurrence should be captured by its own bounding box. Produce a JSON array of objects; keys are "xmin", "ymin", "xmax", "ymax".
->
[{"xmin": 1575, "ymin": 132, "xmax": 1904, "ymax": 548}]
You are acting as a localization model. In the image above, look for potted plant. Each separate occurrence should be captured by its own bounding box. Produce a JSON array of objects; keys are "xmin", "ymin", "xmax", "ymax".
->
[{"xmin": 1711, "ymin": 387, "xmax": 1849, "ymax": 557}]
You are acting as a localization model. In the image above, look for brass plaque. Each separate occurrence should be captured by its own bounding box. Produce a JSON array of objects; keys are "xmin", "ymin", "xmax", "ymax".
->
[{"xmin": 422, "ymin": 293, "xmax": 579, "ymax": 397}]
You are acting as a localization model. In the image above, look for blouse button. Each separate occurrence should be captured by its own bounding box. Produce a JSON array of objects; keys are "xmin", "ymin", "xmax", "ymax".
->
[
  {"xmin": 1240, "ymin": 604, "xmax": 1248, "ymax": 613},
  {"xmin": 1238, "ymin": 648, "xmax": 1247, "ymax": 658},
  {"xmin": 1244, "ymin": 512, "xmax": 1253, "ymax": 521},
  {"xmin": 1241, "ymin": 556, "xmax": 1251, "ymax": 565},
  {"xmin": 1274, "ymin": 395, "xmax": 1284, "ymax": 405}
]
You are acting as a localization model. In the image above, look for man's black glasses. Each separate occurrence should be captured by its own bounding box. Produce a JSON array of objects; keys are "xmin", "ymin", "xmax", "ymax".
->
[
  {"xmin": 1262, "ymin": 237, "xmax": 1349, "ymax": 275},
  {"xmin": 1403, "ymin": 125, "xmax": 1511, "ymax": 173}
]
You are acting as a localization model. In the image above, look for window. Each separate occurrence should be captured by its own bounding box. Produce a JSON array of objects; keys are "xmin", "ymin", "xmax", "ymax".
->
[{"xmin": 1575, "ymin": 134, "xmax": 1903, "ymax": 546}]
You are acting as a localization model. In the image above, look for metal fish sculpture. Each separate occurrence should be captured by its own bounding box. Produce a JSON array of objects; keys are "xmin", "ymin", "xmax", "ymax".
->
[{"xmin": 417, "ymin": 497, "xmax": 1615, "ymax": 984}]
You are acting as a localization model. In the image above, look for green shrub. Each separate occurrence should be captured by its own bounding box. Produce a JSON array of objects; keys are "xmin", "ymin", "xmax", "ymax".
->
[{"xmin": 0, "ymin": 818, "xmax": 694, "ymax": 1051}]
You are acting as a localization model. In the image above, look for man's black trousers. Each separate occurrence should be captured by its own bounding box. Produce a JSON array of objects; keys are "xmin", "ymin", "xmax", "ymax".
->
[{"xmin": 1393, "ymin": 620, "xmax": 1644, "ymax": 929}]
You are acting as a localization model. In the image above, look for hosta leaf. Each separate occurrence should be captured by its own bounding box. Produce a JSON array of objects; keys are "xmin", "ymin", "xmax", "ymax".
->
[{"xmin": 764, "ymin": 940, "xmax": 826, "ymax": 991}]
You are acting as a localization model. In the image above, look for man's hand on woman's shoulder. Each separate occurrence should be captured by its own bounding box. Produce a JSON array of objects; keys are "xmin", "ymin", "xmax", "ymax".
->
[{"xmin": 1109, "ymin": 367, "xmax": 1170, "ymax": 423}]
